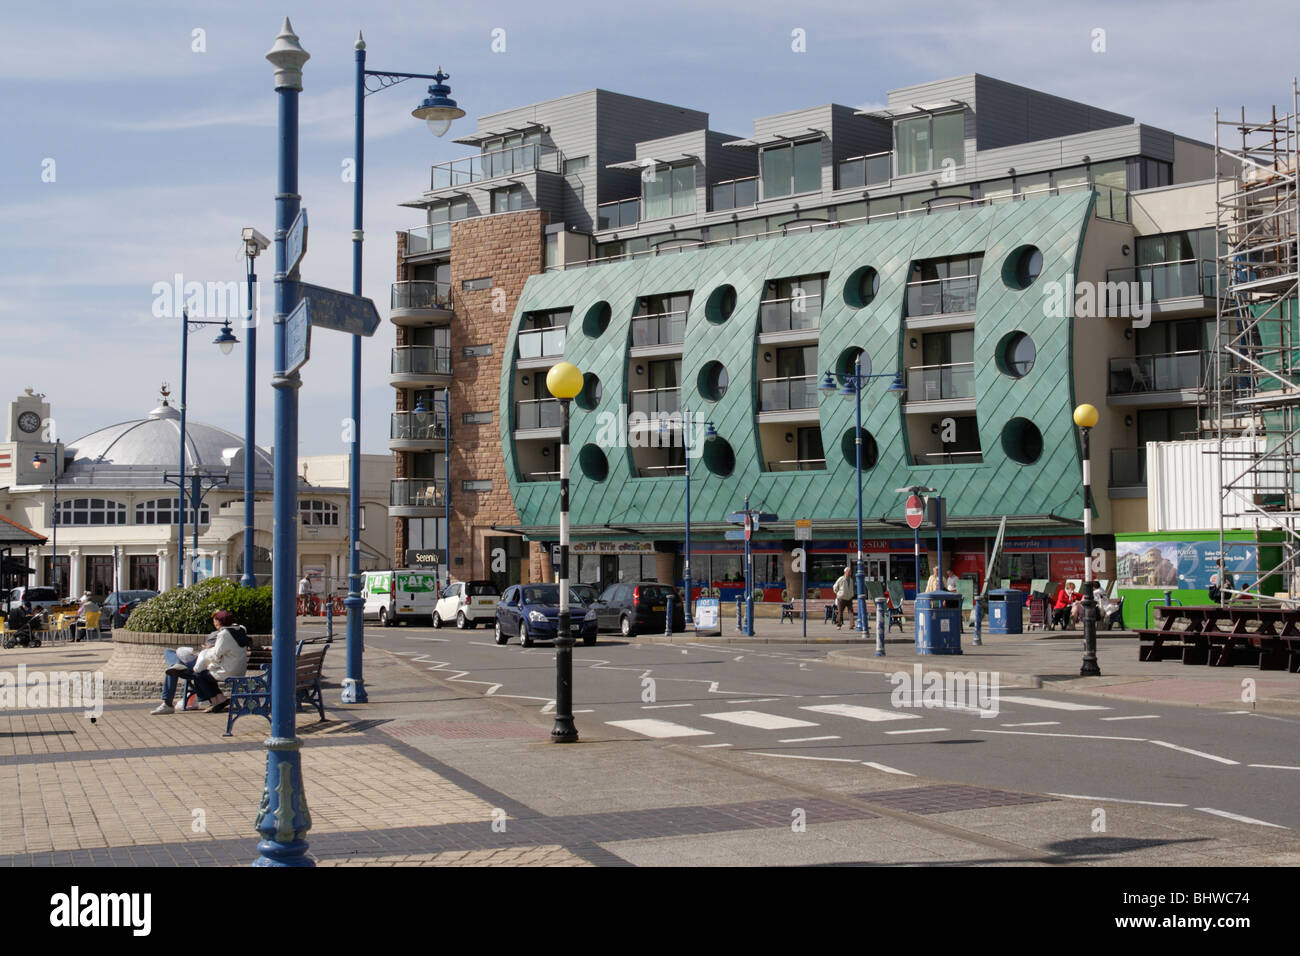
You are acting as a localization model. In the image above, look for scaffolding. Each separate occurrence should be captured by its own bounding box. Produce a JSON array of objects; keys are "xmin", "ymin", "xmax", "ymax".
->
[{"xmin": 1212, "ymin": 81, "xmax": 1300, "ymax": 603}]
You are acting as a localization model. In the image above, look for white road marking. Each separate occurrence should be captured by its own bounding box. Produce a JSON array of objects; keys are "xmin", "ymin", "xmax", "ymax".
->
[
  {"xmin": 574, "ymin": 709, "xmax": 595, "ymax": 714},
  {"xmin": 1048, "ymin": 793, "xmax": 1188, "ymax": 808},
  {"xmin": 606, "ymin": 719, "xmax": 713, "ymax": 739},
  {"xmin": 885, "ymin": 727, "xmax": 951, "ymax": 735},
  {"xmin": 752, "ymin": 752, "xmax": 860, "ymax": 764},
  {"xmin": 1001, "ymin": 721, "xmax": 1060, "ymax": 727},
  {"xmin": 778, "ymin": 735, "xmax": 840, "ymax": 743},
  {"xmin": 1100, "ymin": 715, "xmax": 1162, "ymax": 721},
  {"xmin": 863, "ymin": 761, "xmax": 915, "ymax": 776},
  {"xmin": 894, "ymin": 696, "xmax": 986, "ymax": 715},
  {"xmin": 1196, "ymin": 807, "xmax": 1286, "ymax": 828},
  {"xmin": 702, "ymin": 710, "xmax": 819, "ymax": 730},
  {"xmin": 981, "ymin": 730, "xmax": 1147, "ymax": 741},
  {"xmin": 1249, "ymin": 763, "xmax": 1300, "ymax": 770},
  {"xmin": 1151, "ymin": 741, "xmax": 1239, "ymax": 765},
  {"xmin": 995, "ymin": 695, "xmax": 1110, "ymax": 711},
  {"xmin": 726, "ymin": 698, "xmax": 782, "ymax": 704},
  {"xmin": 698, "ymin": 743, "xmax": 732, "ymax": 749},
  {"xmin": 642, "ymin": 703, "xmax": 693, "ymax": 709},
  {"xmin": 407, "ymin": 636, "xmax": 450, "ymax": 642},
  {"xmin": 802, "ymin": 703, "xmax": 920, "ymax": 722}
]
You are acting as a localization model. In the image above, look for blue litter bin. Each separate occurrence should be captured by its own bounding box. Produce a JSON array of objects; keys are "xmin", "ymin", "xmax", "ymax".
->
[
  {"xmin": 986, "ymin": 588, "xmax": 1024, "ymax": 635},
  {"xmin": 915, "ymin": 591, "xmax": 963, "ymax": 655}
]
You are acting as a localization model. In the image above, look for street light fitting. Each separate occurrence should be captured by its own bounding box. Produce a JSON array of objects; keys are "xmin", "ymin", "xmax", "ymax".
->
[
  {"xmin": 412, "ymin": 69, "xmax": 465, "ymax": 138},
  {"xmin": 213, "ymin": 321, "xmax": 239, "ymax": 355},
  {"xmin": 1073, "ymin": 403, "xmax": 1099, "ymax": 429},
  {"xmin": 546, "ymin": 362, "xmax": 583, "ymax": 400}
]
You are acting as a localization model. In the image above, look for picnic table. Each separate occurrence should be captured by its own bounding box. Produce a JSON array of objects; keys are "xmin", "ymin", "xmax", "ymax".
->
[{"xmin": 1136, "ymin": 604, "xmax": 1300, "ymax": 671}]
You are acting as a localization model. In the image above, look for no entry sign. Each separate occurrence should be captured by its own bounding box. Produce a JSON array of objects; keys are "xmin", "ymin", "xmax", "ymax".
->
[{"xmin": 905, "ymin": 494, "xmax": 925, "ymax": 530}]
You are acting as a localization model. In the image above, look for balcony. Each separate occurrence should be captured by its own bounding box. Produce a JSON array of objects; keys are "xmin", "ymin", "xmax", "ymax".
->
[
  {"xmin": 906, "ymin": 363, "xmax": 976, "ymax": 404},
  {"xmin": 765, "ymin": 458, "xmax": 827, "ymax": 472},
  {"xmin": 390, "ymin": 411, "xmax": 449, "ymax": 451},
  {"xmin": 520, "ymin": 470, "xmax": 560, "ymax": 483},
  {"xmin": 630, "ymin": 311, "xmax": 686, "ymax": 349},
  {"xmin": 391, "ymin": 280, "xmax": 452, "ymax": 326},
  {"xmin": 759, "ymin": 295, "xmax": 822, "ymax": 335},
  {"xmin": 390, "ymin": 346, "xmax": 451, "ymax": 388},
  {"xmin": 390, "ymin": 479, "xmax": 446, "ymax": 518},
  {"xmin": 711, "ymin": 176, "xmax": 758, "ymax": 212},
  {"xmin": 404, "ymin": 222, "xmax": 452, "ymax": 256},
  {"xmin": 597, "ymin": 198, "xmax": 640, "ymax": 231},
  {"xmin": 517, "ymin": 325, "xmax": 566, "ymax": 362},
  {"xmin": 429, "ymin": 142, "xmax": 563, "ymax": 190},
  {"xmin": 837, "ymin": 151, "xmax": 891, "ymax": 190},
  {"xmin": 637, "ymin": 463, "xmax": 688, "ymax": 478},
  {"xmin": 913, "ymin": 450, "xmax": 984, "ymax": 465},
  {"xmin": 1110, "ymin": 448, "xmax": 1146, "ymax": 491},
  {"xmin": 1105, "ymin": 259, "xmax": 1217, "ymax": 318},
  {"xmin": 905, "ymin": 275, "xmax": 979, "ymax": 319},
  {"xmin": 1108, "ymin": 351, "xmax": 1204, "ymax": 402},
  {"xmin": 515, "ymin": 398, "xmax": 562, "ymax": 431},
  {"xmin": 630, "ymin": 387, "xmax": 681, "ymax": 417},
  {"xmin": 759, "ymin": 375, "xmax": 818, "ymax": 412}
]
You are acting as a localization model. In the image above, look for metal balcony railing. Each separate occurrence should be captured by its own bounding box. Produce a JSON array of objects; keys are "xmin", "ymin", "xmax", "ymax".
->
[
  {"xmin": 837, "ymin": 151, "xmax": 891, "ymax": 190},
  {"xmin": 905, "ymin": 275, "xmax": 979, "ymax": 317},
  {"xmin": 759, "ymin": 294, "xmax": 822, "ymax": 333},
  {"xmin": 597, "ymin": 198, "xmax": 640, "ymax": 230},
  {"xmin": 391, "ymin": 346, "xmax": 451, "ymax": 377},
  {"xmin": 517, "ymin": 325, "xmax": 566, "ymax": 359},
  {"xmin": 766, "ymin": 458, "xmax": 827, "ymax": 472},
  {"xmin": 391, "ymin": 411, "xmax": 449, "ymax": 441},
  {"xmin": 1111, "ymin": 448, "xmax": 1146, "ymax": 486},
  {"xmin": 1105, "ymin": 259, "xmax": 1218, "ymax": 307},
  {"xmin": 906, "ymin": 362, "xmax": 975, "ymax": 402},
  {"xmin": 390, "ymin": 479, "xmax": 445, "ymax": 508},
  {"xmin": 429, "ymin": 142, "xmax": 563, "ymax": 189},
  {"xmin": 759, "ymin": 375, "xmax": 818, "ymax": 411},
  {"xmin": 521, "ymin": 470, "xmax": 560, "ymax": 483},
  {"xmin": 391, "ymin": 280, "xmax": 452, "ymax": 311},
  {"xmin": 630, "ymin": 311, "xmax": 687, "ymax": 347},
  {"xmin": 637, "ymin": 463, "xmax": 688, "ymax": 477},
  {"xmin": 914, "ymin": 450, "xmax": 984, "ymax": 465},
  {"xmin": 711, "ymin": 176, "xmax": 758, "ymax": 211},
  {"xmin": 630, "ymin": 387, "xmax": 681, "ymax": 417},
  {"xmin": 1108, "ymin": 351, "xmax": 1204, "ymax": 394},
  {"xmin": 404, "ymin": 222, "xmax": 453, "ymax": 255},
  {"xmin": 516, "ymin": 398, "xmax": 562, "ymax": 430}
]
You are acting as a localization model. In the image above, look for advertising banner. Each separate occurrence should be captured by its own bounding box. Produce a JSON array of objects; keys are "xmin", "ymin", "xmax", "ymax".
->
[{"xmin": 1115, "ymin": 540, "xmax": 1258, "ymax": 590}]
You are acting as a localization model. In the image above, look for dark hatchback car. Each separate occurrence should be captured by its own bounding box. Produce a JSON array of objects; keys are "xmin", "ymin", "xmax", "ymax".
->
[
  {"xmin": 494, "ymin": 584, "xmax": 598, "ymax": 647},
  {"xmin": 101, "ymin": 590, "xmax": 159, "ymax": 628},
  {"xmin": 591, "ymin": 582, "xmax": 686, "ymax": 636}
]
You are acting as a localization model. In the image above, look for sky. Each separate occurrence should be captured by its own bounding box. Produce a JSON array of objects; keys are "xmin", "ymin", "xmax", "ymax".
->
[{"xmin": 4, "ymin": 0, "xmax": 1299, "ymax": 457}]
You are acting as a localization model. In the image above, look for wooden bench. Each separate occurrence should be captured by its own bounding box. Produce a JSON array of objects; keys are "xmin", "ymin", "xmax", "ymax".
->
[
  {"xmin": 222, "ymin": 641, "xmax": 328, "ymax": 736},
  {"xmin": 1139, "ymin": 605, "xmax": 1300, "ymax": 671}
]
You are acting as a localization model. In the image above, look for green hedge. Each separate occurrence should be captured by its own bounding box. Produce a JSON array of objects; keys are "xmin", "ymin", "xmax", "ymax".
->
[{"xmin": 123, "ymin": 578, "xmax": 272, "ymax": 635}]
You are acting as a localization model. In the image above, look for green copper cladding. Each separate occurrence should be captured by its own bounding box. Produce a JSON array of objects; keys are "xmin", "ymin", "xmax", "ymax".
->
[{"xmin": 502, "ymin": 191, "xmax": 1095, "ymax": 535}]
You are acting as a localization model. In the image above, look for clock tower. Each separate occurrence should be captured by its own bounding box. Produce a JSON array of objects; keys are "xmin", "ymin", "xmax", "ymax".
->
[{"xmin": 1, "ymin": 388, "xmax": 59, "ymax": 486}]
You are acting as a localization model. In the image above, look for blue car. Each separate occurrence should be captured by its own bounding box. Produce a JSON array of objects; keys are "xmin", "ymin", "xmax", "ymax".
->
[{"xmin": 494, "ymin": 584, "xmax": 598, "ymax": 647}]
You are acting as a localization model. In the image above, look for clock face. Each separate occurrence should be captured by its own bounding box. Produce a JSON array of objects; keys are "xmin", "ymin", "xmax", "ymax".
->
[{"xmin": 17, "ymin": 411, "xmax": 40, "ymax": 434}]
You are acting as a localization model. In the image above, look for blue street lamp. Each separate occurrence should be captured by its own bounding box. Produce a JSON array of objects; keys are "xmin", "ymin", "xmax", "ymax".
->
[
  {"xmin": 819, "ymin": 359, "xmax": 904, "ymax": 650},
  {"xmin": 343, "ymin": 34, "xmax": 465, "ymax": 705}
]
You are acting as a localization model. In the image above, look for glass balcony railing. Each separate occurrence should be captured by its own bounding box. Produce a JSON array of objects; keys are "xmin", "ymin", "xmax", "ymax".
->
[
  {"xmin": 391, "ymin": 280, "xmax": 452, "ymax": 312},
  {"xmin": 1111, "ymin": 448, "xmax": 1146, "ymax": 486},
  {"xmin": 1094, "ymin": 185, "xmax": 1130, "ymax": 223},
  {"xmin": 759, "ymin": 375, "xmax": 818, "ymax": 411},
  {"xmin": 516, "ymin": 398, "xmax": 562, "ymax": 430},
  {"xmin": 630, "ymin": 311, "xmax": 687, "ymax": 347},
  {"xmin": 391, "ymin": 411, "xmax": 449, "ymax": 442},
  {"xmin": 391, "ymin": 346, "xmax": 451, "ymax": 377},
  {"xmin": 1105, "ymin": 259, "xmax": 1218, "ymax": 307},
  {"xmin": 597, "ymin": 198, "xmax": 640, "ymax": 230},
  {"xmin": 906, "ymin": 362, "xmax": 975, "ymax": 401},
  {"xmin": 390, "ymin": 479, "xmax": 445, "ymax": 509},
  {"xmin": 765, "ymin": 458, "xmax": 827, "ymax": 472},
  {"xmin": 430, "ymin": 143, "xmax": 563, "ymax": 189},
  {"xmin": 837, "ymin": 151, "xmax": 891, "ymax": 190},
  {"xmin": 1108, "ymin": 351, "xmax": 1204, "ymax": 394},
  {"xmin": 905, "ymin": 275, "xmax": 979, "ymax": 317},
  {"xmin": 630, "ymin": 387, "xmax": 681, "ymax": 417},
  {"xmin": 759, "ymin": 295, "xmax": 822, "ymax": 333},
  {"xmin": 404, "ymin": 222, "xmax": 453, "ymax": 255},
  {"xmin": 711, "ymin": 176, "xmax": 758, "ymax": 211},
  {"xmin": 517, "ymin": 325, "xmax": 567, "ymax": 359}
]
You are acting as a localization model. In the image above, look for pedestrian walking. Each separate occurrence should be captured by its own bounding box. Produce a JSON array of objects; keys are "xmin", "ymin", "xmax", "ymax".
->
[{"xmin": 832, "ymin": 567, "xmax": 855, "ymax": 629}]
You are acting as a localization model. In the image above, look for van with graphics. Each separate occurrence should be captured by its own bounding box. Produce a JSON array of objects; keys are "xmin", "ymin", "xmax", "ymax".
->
[{"xmin": 362, "ymin": 569, "xmax": 440, "ymax": 626}]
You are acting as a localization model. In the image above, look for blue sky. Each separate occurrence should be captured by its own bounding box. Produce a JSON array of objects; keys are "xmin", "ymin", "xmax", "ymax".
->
[{"xmin": 4, "ymin": 0, "xmax": 1298, "ymax": 456}]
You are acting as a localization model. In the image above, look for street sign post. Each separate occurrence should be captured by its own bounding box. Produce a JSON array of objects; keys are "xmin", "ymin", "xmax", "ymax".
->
[
  {"xmin": 795, "ymin": 519, "xmax": 811, "ymax": 638},
  {"xmin": 286, "ymin": 208, "xmax": 308, "ymax": 277},
  {"xmin": 285, "ymin": 299, "xmax": 311, "ymax": 375},
  {"xmin": 724, "ymin": 503, "xmax": 778, "ymax": 636},
  {"xmin": 296, "ymin": 282, "xmax": 381, "ymax": 337},
  {"xmin": 794, "ymin": 519, "xmax": 811, "ymax": 541},
  {"xmin": 906, "ymin": 493, "xmax": 924, "ymax": 597}
]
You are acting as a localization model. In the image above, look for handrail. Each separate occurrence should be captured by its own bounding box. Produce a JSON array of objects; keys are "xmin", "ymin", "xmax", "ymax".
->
[
  {"xmin": 906, "ymin": 361, "xmax": 975, "ymax": 370},
  {"xmin": 905, "ymin": 274, "xmax": 979, "ymax": 287},
  {"xmin": 429, "ymin": 142, "xmax": 564, "ymax": 189},
  {"xmin": 713, "ymin": 175, "xmax": 759, "ymax": 187}
]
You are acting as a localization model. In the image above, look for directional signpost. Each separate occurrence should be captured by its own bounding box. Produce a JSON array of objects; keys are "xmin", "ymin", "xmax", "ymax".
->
[
  {"xmin": 906, "ymin": 493, "xmax": 924, "ymax": 598},
  {"xmin": 285, "ymin": 299, "xmax": 311, "ymax": 376},
  {"xmin": 296, "ymin": 282, "xmax": 381, "ymax": 337},
  {"xmin": 726, "ymin": 499, "xmax": 778, "ymax": 636},
  {"xmin": 286, "ymin": 209, "xmax": 308, "ymax": 277}
]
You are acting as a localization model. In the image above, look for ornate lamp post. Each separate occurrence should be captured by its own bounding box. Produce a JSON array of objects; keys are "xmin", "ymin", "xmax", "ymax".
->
[
  {"xmin": 1074, "ymin": 403, "xmax": 1102, "ymax": 677},
  {"xmin": 546, "ymin": 361, "xmax": 583, "ymax": 743}
]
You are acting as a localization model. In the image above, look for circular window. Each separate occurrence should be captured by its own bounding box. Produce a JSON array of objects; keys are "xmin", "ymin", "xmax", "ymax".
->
[
  {"xmin": 705, "ymin": 284, "xmax": 738, "ymax": 324},
  {"xmin": 703, "ymin": 436, "xmax": 736, "ymax": 477},
  {"xmin": 576, "ymin": 373, "xmax": 603, "ymax": 410},
  {"xmin": 839, "ymin": 428, "xmax": 879, "ymax": 468},
  {"xmin": 582, "ymin": 301, "xmax": 611, "ymax": 338},
  {"xmin": 1002, "ymin": 245, "xmax": 1044, "ymax": 290},
  {"xmin": 577, "ymin": 444, "xmax": 609, "ymax": 481},
  {"xmin": 1001, "ymin": 417, "xmax": 1043, "ymax": 464},
  {"xmin": 996, "ymin": 331, "xmax": 1036, "ymax": 378},
  {"xmin": 835, "ymin": 346, "xmax": 870, "ymax": 381},
  {"xmin": 843, "ymin": 267, "xmax": 880, "ymax": 308},
  {"xmin": 698, "ymin": 361, "xmax": 729, "ymax": 401}
]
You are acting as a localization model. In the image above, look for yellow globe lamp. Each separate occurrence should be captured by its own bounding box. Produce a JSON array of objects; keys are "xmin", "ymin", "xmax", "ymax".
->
[
  {"xmin": 1073, "ymin": 403, "xmax": 1099, "ymax": 429},
  {"xmin": 547, "ymin": 362, "xmax": 584, "ymax": 400}
]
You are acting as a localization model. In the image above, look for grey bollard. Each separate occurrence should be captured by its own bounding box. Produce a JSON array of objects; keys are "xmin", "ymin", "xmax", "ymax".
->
[
  {"xmin": 325, "ymin": 592, "xmax": 334, "ymax": 642},
  {"xmin": 874, "ymin": 597, "xmax": 887, "ymax": 657},
  {"xmin": 1164, "ymin": 589, "xmax": 1173, "ymax": 606},
  {"xmin": 735, "ymin": 599, "xmax": 744, "ymax": 633},
  {"xmin": 972, "ymin": 596, "xmax": 983, "ymax": 646},
  {"xmin": 665, "ymin": 595, "xmax": 674, "ymax": 636}
]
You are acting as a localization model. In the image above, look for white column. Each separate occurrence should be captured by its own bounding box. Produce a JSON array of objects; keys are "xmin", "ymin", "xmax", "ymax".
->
[
  {"xmin": 68, "ymin": 548, "xmax": 82, "ymax": 598},
  {"xmin": 157, "ymin": 549, "xmax": 169, "ymax": 593},
  {"xmin": 117, "ymin": 549, "xmax": 129, "ymax": 592}
]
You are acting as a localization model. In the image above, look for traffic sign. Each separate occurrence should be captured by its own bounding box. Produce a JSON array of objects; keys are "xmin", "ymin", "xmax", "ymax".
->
[
  {"xmin": 286, "ymin": 208, "xmax": 308, "ymax": 277},
  {"xmin": 724, "ymin": 529, "xmax": 749, "ymax": 542},
  {"xmin": 285, "ymin": 299, "xmax": 311, "ymax": 375},
  {"xmin": 744, "ymin": 515, "xmax": 753, "ymax": 541},
  {"xmin": 794, "ymin": 519, "xmax": 812, "ymax": 541},
  {"xmin": 726, "ymin": 511, "xmax": 779, "ymax": 524},
  {"xmin": 905, "ymin": 494, "xmax": 925, "ymax": 530},
  {"xmin": 296, "ymin": 282, "xmax": 381, "ymax": 337}
]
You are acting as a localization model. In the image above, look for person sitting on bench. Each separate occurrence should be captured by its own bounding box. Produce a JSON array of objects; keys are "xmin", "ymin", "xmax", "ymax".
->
[
  {"xmin": 151, "ymin": 610, "xmax": 251, "ymax": 715},
  {"xmin": 1052, "ymin": 583, "xmax": 1081, "ymax": 629}
]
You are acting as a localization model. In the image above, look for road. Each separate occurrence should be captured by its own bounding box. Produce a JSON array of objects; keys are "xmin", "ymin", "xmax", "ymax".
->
[{"xmin": 362, "ymin": 623, "xmax": 1300, "ymax": 830}]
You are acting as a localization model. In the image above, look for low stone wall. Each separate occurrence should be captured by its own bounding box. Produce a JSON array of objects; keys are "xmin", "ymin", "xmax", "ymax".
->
[{"xmin": 104, "ymin": 629, "xmax": 273, "ymax": 699}]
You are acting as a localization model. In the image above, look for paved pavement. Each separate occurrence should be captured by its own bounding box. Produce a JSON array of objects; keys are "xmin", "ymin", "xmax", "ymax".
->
[{"xmin": 0, "ymin": 626, "xmax": 1297, "ymax": 866}]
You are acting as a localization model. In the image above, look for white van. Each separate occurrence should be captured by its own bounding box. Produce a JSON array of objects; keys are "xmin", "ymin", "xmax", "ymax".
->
[{"xmin": 362, "ymin": 569, "xmax": 440, "ymax": 626}]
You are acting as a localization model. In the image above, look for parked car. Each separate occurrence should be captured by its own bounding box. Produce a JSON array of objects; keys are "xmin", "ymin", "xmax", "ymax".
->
[
  {"xmin": 4, "ymin": 585, "xmax": 60, "ymax": 618},
  {"xmin": 570, "ymin": 584, "xmax": 601, "ymax": 607},
  {"xmin": 494, "ymin": 584, "xmax": 597, "ymax": 647},
  {"xmin": 101, "ymin": 590, "xmax": 159, "ymax": 628},
  {"xmin": 590, "ymin": 582, "xmax": 686, "ymax": 636},
  {"xmin": 432, "ymin": 580, "xmax": 501, "ymax": 629}
]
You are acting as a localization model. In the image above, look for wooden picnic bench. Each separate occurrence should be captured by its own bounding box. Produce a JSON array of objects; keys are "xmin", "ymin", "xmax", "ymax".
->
[
  {"xmin": 222, "ymin": 640, "xmax": 329, "ymax": 736},
  {"xmin": 1136, "ymin": 605, "xmax": 1300, "ymax": 671}
]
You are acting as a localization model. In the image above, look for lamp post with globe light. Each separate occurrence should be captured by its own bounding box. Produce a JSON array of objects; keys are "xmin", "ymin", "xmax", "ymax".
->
[
  {"xmin": 1074, "ymin": 402, "xmax": 1102, "ymax": 677},
  {"xmin": 30, "ymin": 453, "xmax": 60, "ymax": 597},
  {"xmin": 546, "ymin": 361, "xmax": 583, "ymax": 743}
]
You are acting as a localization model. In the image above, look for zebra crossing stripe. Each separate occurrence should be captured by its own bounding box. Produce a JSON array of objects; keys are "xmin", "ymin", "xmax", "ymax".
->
[
  {"xmin": 801, "ymin": 703, "xmax": 921, "ymax": 722},
  {"xmin": 606, "ymin": 719, "xmax": 713, "ymax": 738},
  {"xmin": 702, "ymin": 710, "xmax": 819, "ymax": 730}
]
